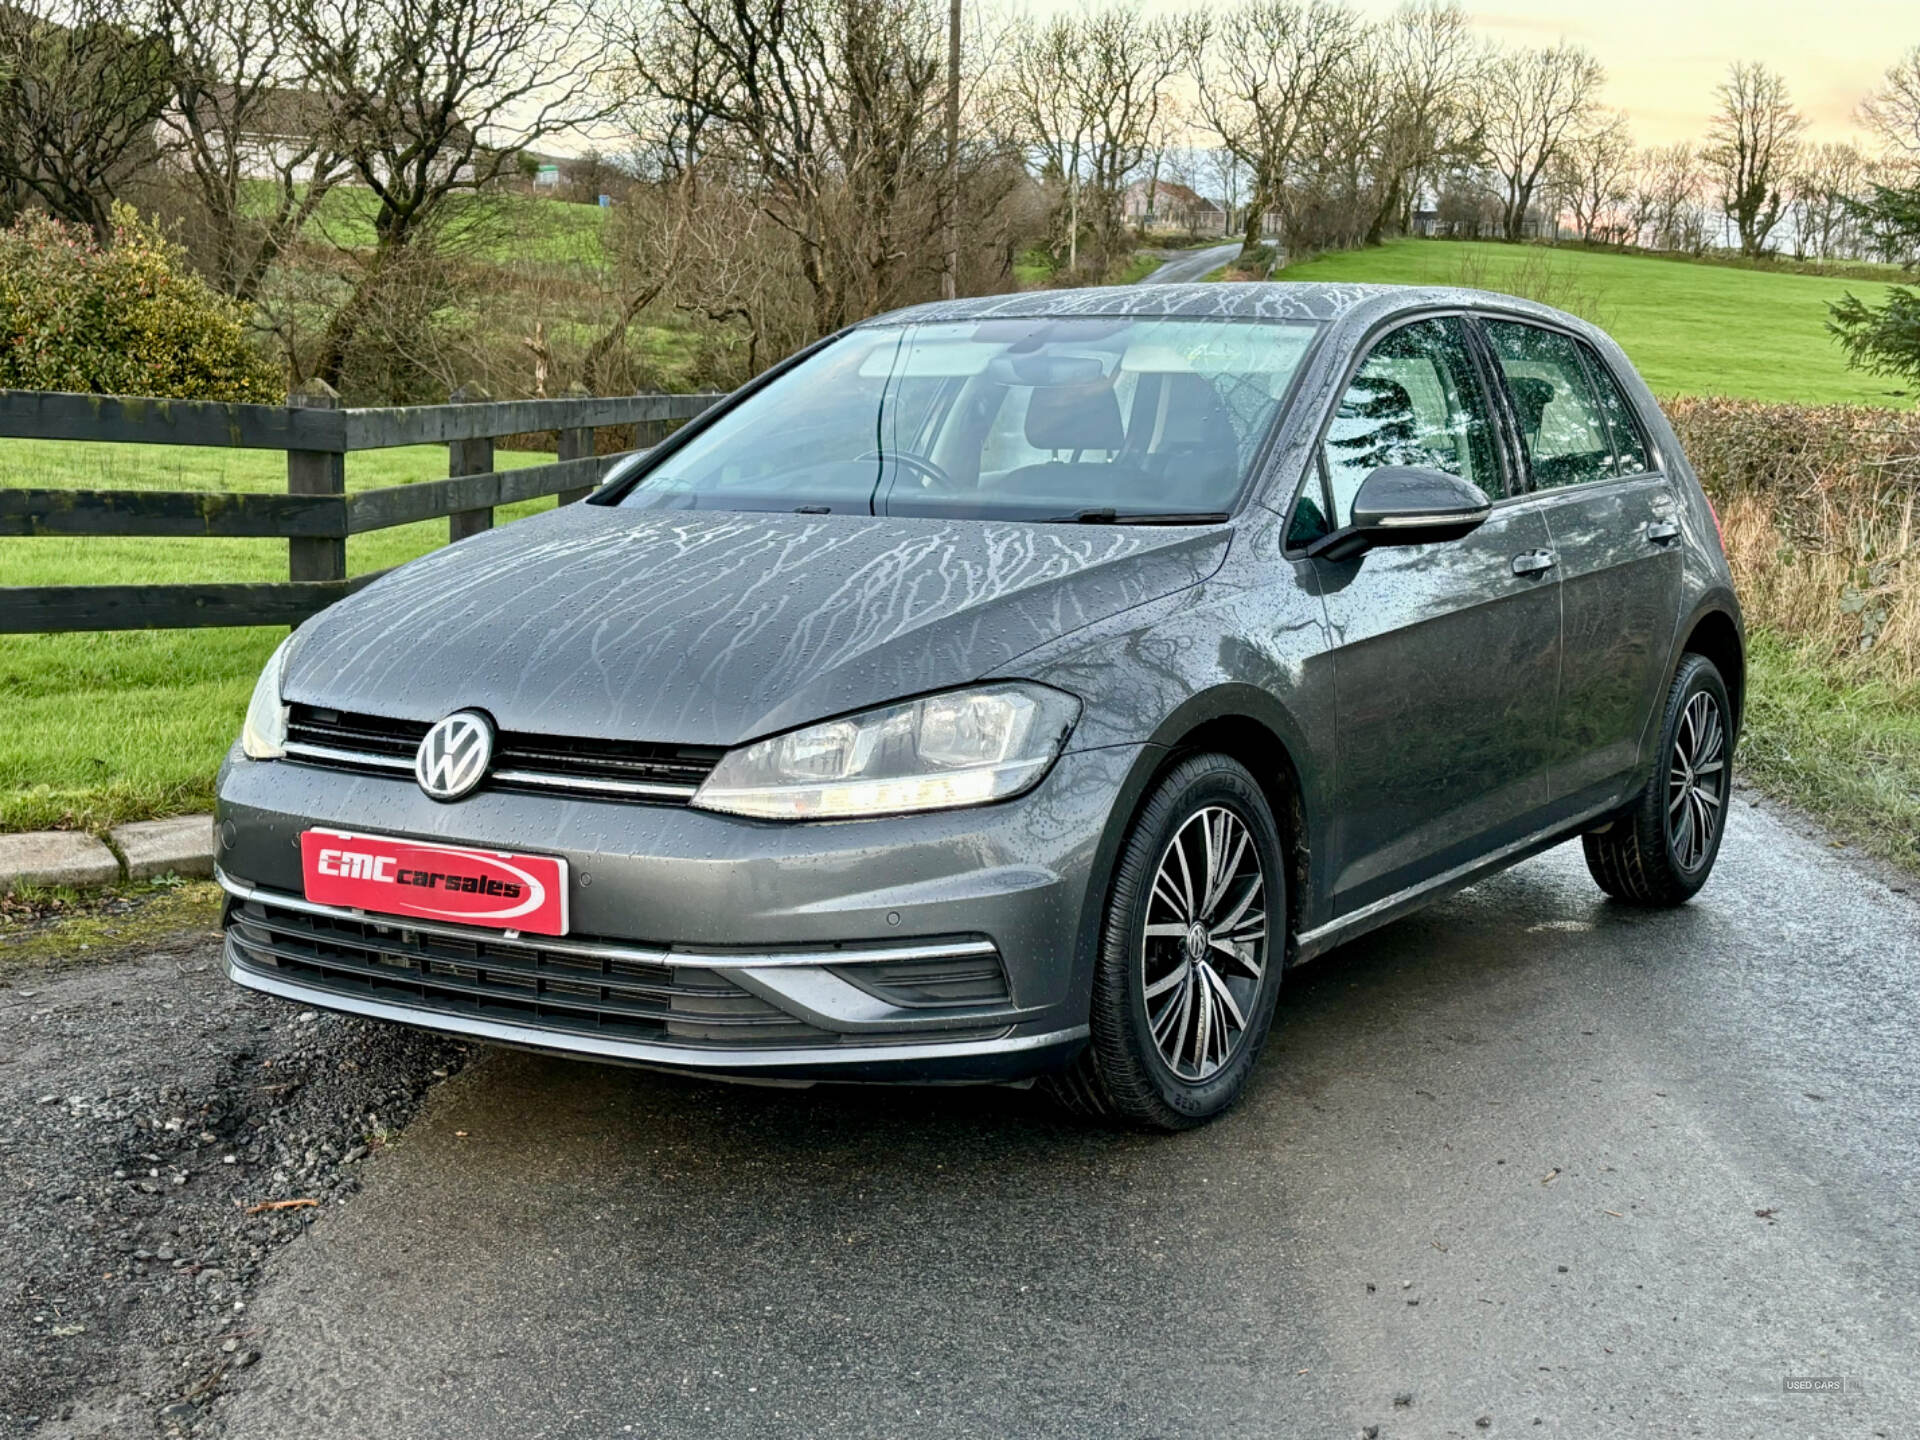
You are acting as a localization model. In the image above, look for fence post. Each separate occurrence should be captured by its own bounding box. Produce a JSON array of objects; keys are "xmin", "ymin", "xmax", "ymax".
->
[
  {"xmin": 635, "ymin": 413, "xmax": 670, "ymax": 453},
  {"xmin": 287, "ymin": 378, "xmax": 345, "ymax": 586},
  {"xmin": 448, "ymin": 382, "xmax": 494, "ymax": 542},
  {"xmin": 555, "ymin": 383, "xmax": 595, "ymax": 506}
]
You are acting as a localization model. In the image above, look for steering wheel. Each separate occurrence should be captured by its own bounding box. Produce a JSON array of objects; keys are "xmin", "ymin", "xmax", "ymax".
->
[{"xmin": 858, "ymin": 450, "xmax": 956, "ymax": 491}]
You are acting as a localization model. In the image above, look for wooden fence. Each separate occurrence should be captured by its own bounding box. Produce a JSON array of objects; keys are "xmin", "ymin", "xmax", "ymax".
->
[{"xmin": 0, "ymin": 382, "xmax": 721, "ymax": 633}]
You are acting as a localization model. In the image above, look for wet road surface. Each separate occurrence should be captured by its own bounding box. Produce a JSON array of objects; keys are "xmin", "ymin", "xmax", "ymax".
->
[
  {"xmin": 1143, "ymin": 243, "xmax": 1245, "ymax": 285},
  {"xmin": 208, "ymin": 796, "xmax": 1917, "ymax": 1438}
]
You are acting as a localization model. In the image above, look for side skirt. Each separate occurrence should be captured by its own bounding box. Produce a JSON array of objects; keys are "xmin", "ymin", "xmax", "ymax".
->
[{"xmin": 1292, "ymin": 799, "xmax": 1620, "ymax": 965}]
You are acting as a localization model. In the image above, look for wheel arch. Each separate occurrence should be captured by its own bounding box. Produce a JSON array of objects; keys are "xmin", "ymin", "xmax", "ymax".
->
[
  {"xmin": 1679, "ymin": 605, "xmax": 1745, "ymax": 739},
  {"xmin": 1075, "ymin": 687, "xmax": 1320, "ymax": 991}
]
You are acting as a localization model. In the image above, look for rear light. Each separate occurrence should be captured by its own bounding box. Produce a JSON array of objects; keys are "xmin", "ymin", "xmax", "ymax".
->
[{"xmin": 1706, "ymin": 495, "xmax": 1723, "ymax": 545}]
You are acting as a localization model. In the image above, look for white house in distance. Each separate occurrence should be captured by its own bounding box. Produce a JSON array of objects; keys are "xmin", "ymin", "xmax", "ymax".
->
[
  {"xmin": 154, "ymin": 86, "xmax": 336, "ymax": 184},
  {"xmin": 155, "ymin": 86, "xmax": 475, "ymax": 186},
  {"xmin": 1121, "ymin": 179, "xmax": 1228, "ymax": 235}
]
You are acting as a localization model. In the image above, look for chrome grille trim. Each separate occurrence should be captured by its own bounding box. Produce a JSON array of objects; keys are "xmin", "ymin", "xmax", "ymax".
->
[
  {"xmin": 281, "ymin": 705, "xmax": 721, "ymax": 804},
  {"xmin": 214, "ymin": 870, "xmax": 998, "ymax": 972},
  {"xmin": 283, "ymin": 741, "xmax": 414, "ymax": 772},
  {"xmin": 486, "ymin": 767, "xmax": 697, "ymax": 800}
]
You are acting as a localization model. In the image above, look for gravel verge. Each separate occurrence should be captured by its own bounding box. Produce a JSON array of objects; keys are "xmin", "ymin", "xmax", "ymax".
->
[{"xmin": 1, "ymin": 923, "xmax": 463, "ymax": 1439}]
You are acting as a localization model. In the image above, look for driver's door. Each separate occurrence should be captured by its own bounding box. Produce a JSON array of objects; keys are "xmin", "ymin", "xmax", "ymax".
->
[{"xmin": 1305, "ymin": 315, "xmax": 1563, "ymax": 916}]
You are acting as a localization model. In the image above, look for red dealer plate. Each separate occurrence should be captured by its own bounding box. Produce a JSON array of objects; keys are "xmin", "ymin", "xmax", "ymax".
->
[{"xmin": 300, "ymin": 830, "xmax": 569, "ymax": 936}]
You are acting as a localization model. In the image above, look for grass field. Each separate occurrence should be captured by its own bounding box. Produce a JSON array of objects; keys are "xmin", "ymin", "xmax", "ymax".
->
[
  {"xmin": 1275, "ymin": 240, "xmax": 1906, "ymax": 407},
  {"xmin": 247, "ymin": 182, "xmax": 611, "ymax": 267},
  {"xmin": 0, "ymin": 441, "xmax": 559, "ymax": 833}
]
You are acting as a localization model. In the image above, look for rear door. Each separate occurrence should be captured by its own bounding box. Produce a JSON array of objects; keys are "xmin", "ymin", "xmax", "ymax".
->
[
  {"xmin": 1476, "ymin": 320, "xmax": 1684, "ymax": 815},
  {"xmin": 1303, "ymin": 314, "xmax": 1562, "ymax": 916}
]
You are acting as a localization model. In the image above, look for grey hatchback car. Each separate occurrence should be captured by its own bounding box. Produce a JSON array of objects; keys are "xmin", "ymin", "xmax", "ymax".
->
[{"xmin": 217, "ymin": 282, "xmax": 1743, "ymax": 1129}]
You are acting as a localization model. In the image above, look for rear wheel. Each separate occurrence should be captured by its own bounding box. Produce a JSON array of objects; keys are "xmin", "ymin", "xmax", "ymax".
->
[
  {"xmin": 1047, "ymin": 753, "xmax": 1285, "ymax": 1130},
  {"xmin": 1583, "ymin": 653, "xmax": 1732, "ymax": 906}
]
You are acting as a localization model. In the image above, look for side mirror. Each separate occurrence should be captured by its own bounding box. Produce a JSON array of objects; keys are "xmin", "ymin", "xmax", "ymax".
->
[{"xmin": 1305, "ymin": 466, "xmax": 1493, "ymax": 562}]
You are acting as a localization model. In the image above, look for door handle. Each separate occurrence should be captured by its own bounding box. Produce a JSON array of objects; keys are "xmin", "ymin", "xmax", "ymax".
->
[
  {"xmin": 1646, "ymin": 521, "xmax": 1681, "ymax": 544},
  {"xmin": 1510, "ymin": 549, "xmax": 1557, "ymax": 577}
]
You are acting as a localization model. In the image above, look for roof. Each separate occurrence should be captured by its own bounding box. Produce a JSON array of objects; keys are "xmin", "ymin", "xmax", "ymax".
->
[
  {"xmin": 874, "ymin": 281, "xmax": 1587, "ymax": 334},
  {"xmin": 1127, "ymin": 179, "xmax": 1224, "ymax": 213},
  {"xmin": 878, "ymin": 282, "xmax": 1403, "ymax": 327}
]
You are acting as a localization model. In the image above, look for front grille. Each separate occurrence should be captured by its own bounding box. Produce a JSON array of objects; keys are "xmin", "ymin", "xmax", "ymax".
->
[
  {"xmin": 227, "ymin": 897, "xmax": 841, "ymax": 1048},
  {"xmin": 284, "ymin": 705, "xmax": 723, "ymax": 804}
]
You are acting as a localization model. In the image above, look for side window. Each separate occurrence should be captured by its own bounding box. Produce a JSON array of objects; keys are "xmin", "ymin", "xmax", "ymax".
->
[
  {"xmin": 1482, "ymin": 321, "xmax": 1615, "ymax": 491},
  {"xmin": 1319, "ymin": 317, "xmax": 1500, "ymax": 528},
  {"xmin": 1579, "ymin": 347, "xmax": 1655, "ymax": 476}
]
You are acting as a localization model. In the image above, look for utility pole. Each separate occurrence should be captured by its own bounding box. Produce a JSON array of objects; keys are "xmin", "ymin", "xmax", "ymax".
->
[
  {"xmin": 1068, "ymin": 166, "xmax": 1078, "ymax": 273},
  {"xmin": 941, "ymin": 0, "xmax": 961, "ymax": 300}
]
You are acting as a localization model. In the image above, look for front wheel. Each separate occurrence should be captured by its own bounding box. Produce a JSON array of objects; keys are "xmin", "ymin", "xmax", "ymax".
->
[
  {"xmin": 1583, "ymin": 653, "xmax": 1733, "ymax": 906},
  {"xmin": 1047, "ymin": 753, "xmax": 1285, "ymax": 1130}
]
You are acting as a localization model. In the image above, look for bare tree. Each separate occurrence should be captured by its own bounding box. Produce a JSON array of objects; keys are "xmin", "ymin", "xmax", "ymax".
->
[
  {"xmin": 1703, "ymin": 60, "xmax": 1806, "ymax": 259},
  {"xmin": 1204, "ymin": 145, "xmax": 1246, "ymax": 235},
  {"xmin": 1004, "ymin": 5, "xmax": 1193, "ymax": 271},
  {"xmin": 292, "ymin": 0, "xmax": 611, "ymax": 386},
  {"xmin": 1630, "ymin": 142, "xmax": 1709, "ymax": 254},
  {"xmin": 1787, "ymin": 141, "xmax": 1870, "ymax": 261},
  {"xmin": 1476, "ymin": 41, "xmax": 1605, "ymax": 242},
  {"xmin": 1290, "ymin": 33, "xmax": 1395, "ymax": 252},
  {"xmin": 157, "ymin": 0, "xmax": 351, "ymax": 301},
  {"xmin": 1375, "ymin": 1, "xmax": 1485, "ymax": 238},
  {"xmin": 626, "ymin": 0, "xmax": 979, "ymax": 333},
  {"xmin": 0, "ymin": 0, "xmax": 173, "ymax": 241},
  {"xmin": 1194, "ymin": 0, "xmax": 1365, "ymax": 253},
  {"xmin": 1552, "ymin": 111, "xmax": 1633, "ymax": 243},
  {"xmin": 1859, "ymin": 44, "xmax": 1920, "ymax": 172}
]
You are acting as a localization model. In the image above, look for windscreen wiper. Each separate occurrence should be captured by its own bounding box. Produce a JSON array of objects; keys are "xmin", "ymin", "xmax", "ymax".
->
[{"xmin": 1058, "ymin": 509, "xmax": 1232, "ymax": 525}]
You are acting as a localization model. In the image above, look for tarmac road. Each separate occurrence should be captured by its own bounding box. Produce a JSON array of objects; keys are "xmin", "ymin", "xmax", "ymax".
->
[
  {"xmin": 1142, "ymin": 242, "xmax": 1245, "ymax": 285},
  {"xmin": 205, "ymin": 795, "xmax": 1916, "ymax": 1439}
]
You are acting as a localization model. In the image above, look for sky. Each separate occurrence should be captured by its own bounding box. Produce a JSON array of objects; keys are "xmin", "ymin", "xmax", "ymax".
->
[
  {"xmin": 1018, "ymin": 0, "xmax": 1915, "ymax": 150},
  {"xmin": 1458, "ymin": 0, "xmax": 1913, "ymax": 146}
]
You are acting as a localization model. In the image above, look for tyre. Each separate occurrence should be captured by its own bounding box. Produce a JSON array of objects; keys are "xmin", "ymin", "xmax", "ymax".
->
[
  {"xmin": 1583, "ymin": 653, "xmax": 1733, "ymax": 906},
  {"xmin": 1047, "ymin": 753, "xmax": 1286, "ymax": 1130}
]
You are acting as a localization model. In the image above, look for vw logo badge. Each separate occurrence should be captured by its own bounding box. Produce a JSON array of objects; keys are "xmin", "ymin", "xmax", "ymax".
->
[{"xmin": 415, "ymin": 710, "xmax": 494, "ymax": 802}]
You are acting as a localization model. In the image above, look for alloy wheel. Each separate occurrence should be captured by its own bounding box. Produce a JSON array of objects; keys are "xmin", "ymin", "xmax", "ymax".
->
[
  {"xmin": 1140, "ymin": 805, "xmax": 1269, "ymax": 1082},
  {"xmin": 1667, "ymin": 690, "xmax": 1726, "ymax": 871}
]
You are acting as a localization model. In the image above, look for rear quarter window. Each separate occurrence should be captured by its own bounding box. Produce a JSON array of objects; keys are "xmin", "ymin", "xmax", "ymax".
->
[{"xmin": 1579, "ymin": 349, "xmax": 1656, "ymax": 477}]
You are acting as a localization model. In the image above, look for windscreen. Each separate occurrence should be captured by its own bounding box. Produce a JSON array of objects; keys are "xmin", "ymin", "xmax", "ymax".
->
[{"xmin": 616, "ymin": 316, "xmax": 1320, "ymax": 522}]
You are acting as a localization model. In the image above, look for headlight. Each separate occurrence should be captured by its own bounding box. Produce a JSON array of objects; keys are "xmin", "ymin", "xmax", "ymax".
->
[
  {"xmin": 692, "ymin": 683, "xmax": 1081, "ymax": 820},
  {"xmin": 240, "ymin": 635, "xmax": 294, "ymax": 760}
]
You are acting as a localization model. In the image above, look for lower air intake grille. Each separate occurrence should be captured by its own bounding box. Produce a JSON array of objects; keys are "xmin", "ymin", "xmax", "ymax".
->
[{"xmin": 226, "ymin": 897, "xmax": 839, "ymax": 1048}]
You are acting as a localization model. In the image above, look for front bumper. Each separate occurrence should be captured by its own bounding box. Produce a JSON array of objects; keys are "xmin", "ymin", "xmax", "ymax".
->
[{"xmin": 214, "ymin": 743, "xmax": 1142, "ymax": 1082}]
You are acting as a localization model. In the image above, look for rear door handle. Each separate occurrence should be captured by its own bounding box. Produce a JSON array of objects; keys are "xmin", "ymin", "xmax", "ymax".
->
[
  {"xmin": 1510, "ymin": 549, "xmax": 1557, "ymax": 577},
  {"xmin": 1645, "ymin": 521, "xmax": 1681, "ymax": 544}
]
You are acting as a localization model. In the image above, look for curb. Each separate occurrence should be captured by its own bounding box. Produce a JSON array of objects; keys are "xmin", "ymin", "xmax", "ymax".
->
[{"xmin": 1, "ymin": 815, "xmax": 215, "ymax": 892}]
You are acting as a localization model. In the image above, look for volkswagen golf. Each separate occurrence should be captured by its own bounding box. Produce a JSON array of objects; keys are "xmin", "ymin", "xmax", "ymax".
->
[{"xmin": 216, "ymin": 282, "xmax": 1743, "ymax": 1129}]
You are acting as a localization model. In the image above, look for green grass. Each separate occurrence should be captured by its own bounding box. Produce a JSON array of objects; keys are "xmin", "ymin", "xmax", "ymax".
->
[
  {"xmin": 0, "ymin": 440, "xmax": 559, "ymax": 833},
  {"xmin": 0, "ymin": 879, "xmax": 222, "ymax": 962},
  {"xmin": 1739, "ymin": 632, "xmax": 1920, "ymax": 875},
  {"xmin": 1108, "ymin": 250, "xmax": 1162, "ymax": 286},
  {"xmin": 1275, "ymin": 239, "xmax": 1909, "ymax": 407},
  {"xmin": 246, "ymin": 182, "xmax": 610, "ymax": 267},
  {"xmin": 1012, "ymin": 248, "xmax": 1162, "ymax": 289}
]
